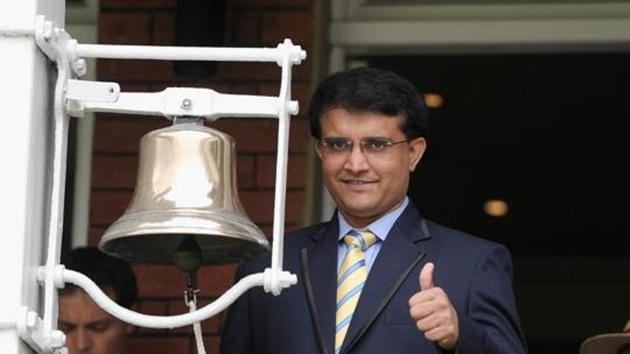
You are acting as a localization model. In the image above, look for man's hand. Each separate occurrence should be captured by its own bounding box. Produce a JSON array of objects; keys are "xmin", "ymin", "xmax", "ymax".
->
[{"xmin": 408, "ymin": 262, "xmax": 459, "ymax": 350}]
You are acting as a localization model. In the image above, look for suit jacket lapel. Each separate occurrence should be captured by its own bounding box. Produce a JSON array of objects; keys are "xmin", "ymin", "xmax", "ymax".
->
[
  {"xmin": 301, "ymin": 219, "xmax": 339, "ymax": 354},
  {"xmin": 340, "ymin": 204, "xmax": 431, "ymax": 354}
]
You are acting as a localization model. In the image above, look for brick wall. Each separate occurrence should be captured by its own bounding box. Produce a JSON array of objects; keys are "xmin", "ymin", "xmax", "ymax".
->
[{"xmin": 90, "ymin": 0, "xmax": 315, "ymax": 352}]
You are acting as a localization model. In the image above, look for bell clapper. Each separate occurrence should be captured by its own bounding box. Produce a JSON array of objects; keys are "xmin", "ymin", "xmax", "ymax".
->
[
  {"xmin": 174, "ymin": 236, "xmax": 207, "ymax": 354},
  {"xmin": 184, "ymin": 271, "xmax": 200, "ymax": 306},
  {"xmin": 185, "ymin": 273, "xmax": 207, "ymax": 354}
]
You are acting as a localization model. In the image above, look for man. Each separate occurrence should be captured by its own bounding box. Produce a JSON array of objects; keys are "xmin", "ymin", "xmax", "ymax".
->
[
  {"xmin": 58, "ymin": 247, "xmax": 138, "ymax": 354},
  {"xmin": 221, "ymin": 67, "xmax": 527, "ymax": 353}
]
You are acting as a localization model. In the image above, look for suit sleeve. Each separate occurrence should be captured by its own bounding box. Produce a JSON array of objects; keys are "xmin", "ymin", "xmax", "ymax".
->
[
  {"xmin": 220, "ymin": 263, "xmax": 254, "ymax": 354},
  {"xmin": 453, "ymin": 245, "xmax": 528, "ymax": 354}
]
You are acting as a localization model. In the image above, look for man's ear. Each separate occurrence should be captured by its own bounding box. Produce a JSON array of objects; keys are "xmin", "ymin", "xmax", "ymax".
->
[
  {"xmin": 314, "ymin": 139, "xmax": 323, "ymax": 159},
  {"xmin": 408, "ymin": 137, "xmax": 426, "ymax": 172}
]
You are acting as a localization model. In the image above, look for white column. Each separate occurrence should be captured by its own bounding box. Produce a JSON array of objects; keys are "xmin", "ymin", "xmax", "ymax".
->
[
  {"xmin": 66, "ymin": 15, "xmax": 99, "ymax": 248},
  {"xmin": 0, "ymin": 1, "xmax": 64, "ymax": 352}
]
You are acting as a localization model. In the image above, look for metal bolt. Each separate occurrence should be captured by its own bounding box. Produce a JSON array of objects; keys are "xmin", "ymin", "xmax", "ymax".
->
[
  {"xmin": 181, "ymin": 98, "xmax": 192, "ymax": 111},
  {"xmin": 26, "ymin": 311, "xmax": 38, "ymax": 329},
  {"xmin": 74, "ymin": 59, "xmax": 87, "ymax": 77},
  {"xmin": 42, "ymin": 23, "xmax": 54, "ymax": 40},
  {"xmin": 50, "ymin": 330, "xmax": 66, "ymax": 349}
]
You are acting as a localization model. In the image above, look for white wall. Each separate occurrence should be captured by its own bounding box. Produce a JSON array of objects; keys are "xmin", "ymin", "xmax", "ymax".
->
[{"xmin": 0, "ymin": 1, "xmax": 64, "ymax": 352}]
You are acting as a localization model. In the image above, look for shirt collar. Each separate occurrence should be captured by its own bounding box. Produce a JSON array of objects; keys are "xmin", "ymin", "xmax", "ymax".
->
[{"xmin": 337, "ymin": 197, "xmax": 409, "ymax": 243}]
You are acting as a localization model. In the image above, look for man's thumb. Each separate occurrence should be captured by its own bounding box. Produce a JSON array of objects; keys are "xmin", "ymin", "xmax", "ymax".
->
[{"xmin": 419, "ymin": 262, "xmax": 435, "ymax": 291}]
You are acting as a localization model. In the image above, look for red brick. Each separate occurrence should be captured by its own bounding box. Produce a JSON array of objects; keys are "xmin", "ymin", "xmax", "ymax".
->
[
  {"xmin": 290, "ymin": 57, "xmax": 313, "ymax": 81},
  {"xmin": 240, "ymin": 190, "xmax": 305, "ymax": 225},
  {"xmin": 137, "ymin": 299, "xmax": 168, "ymax": 316},
  {"xmin": 207, "ymin": 119, "xmax": 310, "ymax": 153},
  {"xmin": 98, "ymin": 59, "xmax": 174, "ymax": 81},
  {"xmin": 206, "ymin": 120, "xmax": 278, "ymax": 152},
  {"xmin": 90, "ymin": 191, "xmax": 132, "ymax": 226},
  {"xmin": 232, "ymin": 11, "xmax": 259, "ymax": 46},
  {"xmin": 240, "ymin": 190, "xmax": 272, "ymax": 225},
  {"xmin": 217, "ymin": 59, "xmax": 312, "ymax": 82},
  {"xmin": 259, "ymin": 224, "xmax": 273, "ymax": 236},
  {"xmin": 136, "ymin": 326, "xmax": 169, "ymax": 336},
  {"xmin": 258, "ymin": 224, "xmax": 304, "ymax": 235},
  {"xmin": 125, "ymin": 336, "xmax": 190, "ymax": 354},
  {"xmin": 99, "ymin": 12, "xmax": 152, "ymax": 44},
  {"xmin": 205, "ymin": 336, "xmax": 221, "ymax": 354},
  {"xmin": 237, "ymin": 154, "xmax": 255, "ymax": 188},
  {"xmin": 101, "ymin": 0, "xmax": 176, "ymax": 9},
  {"xmin": 261, "ymin": 11, "xmax": 313, "ymax": 46},
  {"xmin": 214, "ymin": 61, "xmax": 279, "ymax": 81},
  {"xmin": 97, "ymin": 54, "xmax": 311, "ymax": 83},
  {"xmin": 256, "ymin": 154, "xmax": 306, "ymax": 188},
  {"xmin": 93, "ymin": 116, "xmax": 168, "ymax": 153},
  {"xmin": 118, "ymin": 83, "xmax": 151, "ymax": 92},
  {"xmin": 153, "ymin": 12, "xmax": 176, "ymax": 46},
  {"xmin": 246, "ymin": 223, "xmax": 301, "ymax": 235},
  {"xmin": 251, "ymin": 222, "xmax": 303, "ymax": 236},
  {"xmin": 204, "ymin": 317, "xmax": 221, "ymax": 334},
  {"xmin": 88, "ymin": 226, "xmax": 107, "ymax": 246},
  {"xmin": 91, "ymin": 155, "xmax": 138, "ymax": 189},
  {"xmin": 197, "ymin": 265, "xmax": 237, "ymax": 296},
  {"xmin": 286, "ymin": 190, "xmax": 306, "ymax": 225},
  {"xmin": 134, "ymin": 264, "xmax": 187, "ymax": 297},
  {"xmin": 228, "ymin": 83, "xmax": 258, "ymax": 95}
]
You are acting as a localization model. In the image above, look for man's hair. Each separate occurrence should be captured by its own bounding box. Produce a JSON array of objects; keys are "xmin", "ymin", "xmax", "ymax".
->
[
  {"xmin": 308, "ymin": 67, "xmax": 429, "ymax": 140},
  {"xmin": 60, "ymin": 247, "xmax": 138, "ymax": 308}
]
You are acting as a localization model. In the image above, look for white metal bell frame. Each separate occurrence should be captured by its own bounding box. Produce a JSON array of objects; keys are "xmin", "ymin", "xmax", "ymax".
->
[{"xmin": 3, "ymin": 15, "xmax": 305, "ymax": 353}]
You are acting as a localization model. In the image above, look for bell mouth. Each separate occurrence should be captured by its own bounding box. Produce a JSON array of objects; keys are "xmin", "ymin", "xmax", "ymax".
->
[{"xmin": 99, "ymin": 209, "xmax": 270, "ymax": 265}]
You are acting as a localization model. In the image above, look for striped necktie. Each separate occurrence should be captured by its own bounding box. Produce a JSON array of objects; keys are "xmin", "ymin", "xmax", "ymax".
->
[{"xmin": 335, "ymin": 230, "xmax": 377, "ymax": 353}]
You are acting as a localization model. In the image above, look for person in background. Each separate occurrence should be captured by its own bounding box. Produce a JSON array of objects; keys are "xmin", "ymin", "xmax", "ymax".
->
[
  {"xmin": 58, "ymin": 247, "xmax": 137, "ymax": 354},
  {"xmin": 221, "ymin": 67, "xmax": 526, "ymax": 354}
]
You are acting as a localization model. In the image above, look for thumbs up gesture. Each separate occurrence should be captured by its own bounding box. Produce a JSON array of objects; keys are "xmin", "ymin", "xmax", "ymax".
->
[{"xmin": 408, "ymin": 262, "xmax": 459, "ymax": 350}]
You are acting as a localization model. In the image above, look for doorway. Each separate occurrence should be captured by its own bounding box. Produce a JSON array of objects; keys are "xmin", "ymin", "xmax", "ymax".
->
[{"xmin": 366, "ymin": 53, "xmax": 630, "ymax": 353}]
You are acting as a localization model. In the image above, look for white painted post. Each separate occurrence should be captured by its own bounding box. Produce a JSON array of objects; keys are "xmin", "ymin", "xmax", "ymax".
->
[{"xmin": 0, "ymin": 1, "xmax": 65, "ymax": 353}]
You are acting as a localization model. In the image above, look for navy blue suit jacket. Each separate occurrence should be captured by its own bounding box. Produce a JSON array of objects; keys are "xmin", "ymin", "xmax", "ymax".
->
[{"xmin": 221, "ymin": 203, "xmax": 527, "ymax": 354}]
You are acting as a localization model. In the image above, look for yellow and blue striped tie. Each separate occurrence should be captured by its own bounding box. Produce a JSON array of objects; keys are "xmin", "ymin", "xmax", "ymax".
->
[{"xmin": 335, "ymin": 230, "xmax": 377, "ymax": 353}]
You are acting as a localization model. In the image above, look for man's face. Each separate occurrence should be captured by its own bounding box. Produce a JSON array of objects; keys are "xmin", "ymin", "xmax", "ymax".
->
[
  {"xmin": 315, "ymin": 108, "xmax": 426, "ymax": 227},
  {"xmin": 59, "ymin": 288, "xmax": 131, "ymax": 354}
]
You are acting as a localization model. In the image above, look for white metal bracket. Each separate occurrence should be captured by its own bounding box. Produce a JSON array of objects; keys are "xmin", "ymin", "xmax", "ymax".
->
[
  {"xmin": 25, "ymin": 14, "xmax": 306, "ymax": 353},
  {"xmin": 66, "ymin": 79, "xmax": 120, "ymax": 102},
  {"xmin": 34, "ymin": 16, "xmax": 86, "ymax": 77},
  {"xmin": 53, "ymin": 266, "xmax": 296, "ymax": 329},
  {"xmin": 66, "ymin": 83, "xmax": 299, "ymax": 120},
  {"xmin": 15, "ymin": 307, "xmax": 66, "ymax": 353}
]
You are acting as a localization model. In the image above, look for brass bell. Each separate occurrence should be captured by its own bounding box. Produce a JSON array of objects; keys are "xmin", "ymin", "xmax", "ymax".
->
[{"xmin": 99, "ymin": 117, "xmax": 270, "ymax": 266}]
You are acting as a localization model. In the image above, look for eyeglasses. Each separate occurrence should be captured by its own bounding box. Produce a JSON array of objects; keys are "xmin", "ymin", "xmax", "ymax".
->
[{"xmin": 318, "ymin": 137, "xmax": 410, "ymax": 156}]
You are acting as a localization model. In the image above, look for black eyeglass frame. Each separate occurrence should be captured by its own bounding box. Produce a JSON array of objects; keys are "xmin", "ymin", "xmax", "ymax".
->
[{"xmin": 317, "ymin": 137, "xmax": 411, "ymax": 154}]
